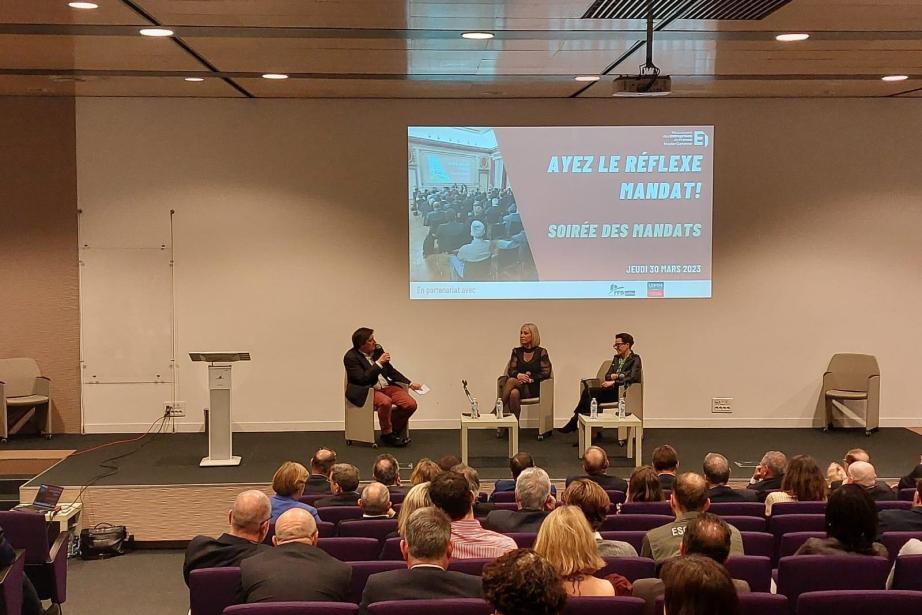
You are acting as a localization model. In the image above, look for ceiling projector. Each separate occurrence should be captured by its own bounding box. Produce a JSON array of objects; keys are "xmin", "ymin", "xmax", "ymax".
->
[{"xmin": 612, "ymin": 74, "xmax": 672, "ymax": 97}]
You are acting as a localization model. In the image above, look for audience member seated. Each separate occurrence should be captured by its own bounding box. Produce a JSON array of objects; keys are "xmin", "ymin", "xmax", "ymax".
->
[
  {"xmin": 239, "ymin": 508, "xmax": 352, "ymax": 603},
  {"xmin": 897, "ymin": 455, "xmax": 922, "ymax": 490},
  {"xmin": 438, "ymin": 454, "xmax": 462, "ymax": 472},
  {"xmin": 315, "ymin": 463, "xmax": 361, "ymax": 507},
  {"xmin": 395, "ymin": 481, "xmax": 432, "ymax": 537},
  {"xmin": 652, "ymin": 445, "xmax": 679, "ymax": 491},
  {"xmin": 879, "ymin": 478, "xmax": 922, "ymax": 532},
  {"xmin": 410, "ymin": 457, "xmax": 442, "ymax": 485},
  {"xmin": 565, "ymin": 446, "xmax": 628, "ymax": 492},
  {"xmin": 641, "ymin": 473, "xmax": 744, "ymax": 564},
  {"xmin": 627, "ymin": 466, "xmax": 666, "ymax": 503},
  {"xmin": 534, "ymin": 506, "xmax": 615, "ymax": 597},
  {"xmin": 483, "ymin": 549, "xmax": 567, "ymax": 615},
  {"xmin": 452, "ymin": 463, "xmax": 495, "ymax": 517},
  {"xmin": 661, "ymin": 555, "xmax": 741, "ymax": 615},
  {"xmin": 794, "ymin": 483, "xmax": 888, "ymax": 557},
  {"xmin": 184, "ymin": 490, "xmax": 271, "ymax": 585},
  {"xmin": 484, "ymin": 467, "xmax": 555, "ymax": 533},
  {"xmin": 846, "ymin": 460, "xmax": 897, "ymax": 501},
  {"xmin": 633, "ymin": 513, "xmax": 750, "ymax": 615},
  {"xmin": 358, "ymin": 482, "xmax": 395, "ymax": 519},
  {"xmin": 306, "ymin": 448, "xmax": 336, "ymax": 494},
  {"xmin": 0, "ymin": 521, "xmax": 55, "ymax": 615},
  {"xmin": 561, "ymin": 479, "xmax": 637, "ymax": 557},
  {"xmin": 434, "ymin": 211, "xmax": 470, "ymax": 254},
  {"xmin": 450, "ymin": 220, "xmax": 492, "ymax": 279},
  {"xmin": 494, "ymin": 452, "xmax": 557, "ymax": 497},
  {"xmin": 764, "ymin": 454, "xmax": 827, "ymax": 515},
  {"xmin": 429, "ymin": 470, "xmax": 516, "ymax": 559},
  {"xmin": 746, "ymin": 451, "xmax": 787, "ymax": 501},
  {"xmin": 373, "ymin": 453, "xmax": 406, "ymax": 495},
  {"xmin": 703, "ymin": 453, "xmax": 757, "ymax": 503},
  {"xmin": 269, "ymin": 461, "xmax": 320, "ymax": 523},
  {"xmin": 827, "ymin": 448, "xmax": 869, "ymax": 489},
  {"xmin": 360, "ymin": 507, "xmax": 482, "ymax": 613}
]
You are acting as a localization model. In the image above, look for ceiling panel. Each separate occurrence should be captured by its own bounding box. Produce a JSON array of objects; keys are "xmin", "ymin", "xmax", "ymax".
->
[
  {"xmin": 0, "ymin": 73, "xmax": 242, "ymax": 97},
  {"xmin": 237, "ymin": 76, "xmax": 583, "ymax": 98},
  {"xmin": 0, "ymin": 34, "xmax": 205, "ymax": 71},
  {"xmin": 0, "ymin": 0, "xmax": 147, "ymax": 25}
]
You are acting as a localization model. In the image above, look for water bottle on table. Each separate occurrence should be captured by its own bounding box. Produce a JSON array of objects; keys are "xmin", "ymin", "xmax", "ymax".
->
[
  {"xmin": 495, "ymin": 398, "xmax": 504, "ymax": 417},
  {"xmin": 589, "ymin": 397, "xmax": 598, "ymax": 419},
  {"xmin": 471, "ymin": 398, "xmax": 480, "ymax": 419},
  {"xmin": 618, "ymin": 390, "xmax": 626, "ymax": 419}
]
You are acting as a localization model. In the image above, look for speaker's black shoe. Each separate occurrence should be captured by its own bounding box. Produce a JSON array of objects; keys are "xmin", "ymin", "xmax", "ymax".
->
[
  {"xmin": 556, "ymin": 416, "xmax": 578, "ymax": 434},
  {"xmin": 381, "ymin": 433, "xmax": 407, "ymax": 447}
]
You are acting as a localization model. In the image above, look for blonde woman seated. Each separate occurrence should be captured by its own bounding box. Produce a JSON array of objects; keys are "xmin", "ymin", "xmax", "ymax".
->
[
  {"xmin": 410, "ymin": 458, "xmax": 442, "ymax": 486},
  {"xmin": 498, "ymin": 323, "xmax": 551, "ymax": 436},
  {"xmin": 269, "ymin": 461, "xmax": 321, "ymax": 523},
  {"xmin": 533, "ymin": 505, "xmax": 614, "ymax": 597},
  {"xmin": 390, "ymin": 481, "xmax": 432, "ymax": 539},
  {"xmin": 764, "ymin": 454, "xmax": 827, "ymax": 515}
]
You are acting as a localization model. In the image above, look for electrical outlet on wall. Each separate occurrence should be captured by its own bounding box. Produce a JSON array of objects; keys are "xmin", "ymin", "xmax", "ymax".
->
[
  {"xmin": 712, "ymin": 398, "xmax": 733, "ymax": 413},
  {"xmin": 164, "ymin": 401, "xmax": 185, "ymax": 417}
]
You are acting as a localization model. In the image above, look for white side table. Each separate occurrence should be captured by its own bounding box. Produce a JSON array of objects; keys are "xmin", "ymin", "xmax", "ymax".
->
[
  {"xmin": 460, "ymin": 413, "xmax": 519, "ymax": 466},
  {"xmin": 577, "ymin": 414, "xmax": 643, "ymax": 466}
]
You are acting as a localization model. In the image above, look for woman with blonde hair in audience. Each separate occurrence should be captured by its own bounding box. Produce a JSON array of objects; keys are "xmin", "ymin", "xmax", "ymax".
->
[
  {"xmin": 395, "ymin": 481, "xmax": 432, "ymax": 537},
  {"xmin": 410, "ymin": 457, "xmax": 442, "ymax": 485},
  {"xmin": 764, "ymin": 454, "xmax": 827, "ymax": 515},
  {"xmin": 534, "ymin": 505, "xmax": 614, "ymax": 597},
  {"xmin": 561, "ymin": 479, "xmax": 637, "ymax": 557},
  {"xmin": 269, "ymin": 461, "xmax": 320, "ymax": 523},
  {"xmin": 626, "ymin": 465, "xmax": 665, "ymax": 503}
]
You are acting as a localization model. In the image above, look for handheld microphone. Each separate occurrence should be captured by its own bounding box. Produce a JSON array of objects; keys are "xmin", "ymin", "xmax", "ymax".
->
[{"xmin": 372, "ymin": 344, "xmax": 384, "ymax": 360}]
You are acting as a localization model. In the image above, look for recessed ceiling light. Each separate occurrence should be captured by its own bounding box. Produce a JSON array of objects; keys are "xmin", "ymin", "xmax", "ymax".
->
[
  {"xmin": 461, "ymin": 32, "xmax": 494, "ymax": 40},
  {"xmin": 139, "ymin": 28, "xmax": 174, "ymax": 37},
  {"xmin": 68, "ymin": 2, "xmax": 99, "ymax": 8},
  {"xmin": 882, "ymin": 74, "xmax": 909, "ymax": 82},
  {"xmin": 261, "ymin": 73, "xmax": 289, "ymax": 80},
  {"xmin": 775, "ymin": 33, "xmax": 810, "ymax": 42},
  {"xmin": 575, "ymin": 75, "xmax": 601, "ymax": 82},
  {"xmin": 184, "ymin": 77, "xmax": 204, "ymax": 82}
]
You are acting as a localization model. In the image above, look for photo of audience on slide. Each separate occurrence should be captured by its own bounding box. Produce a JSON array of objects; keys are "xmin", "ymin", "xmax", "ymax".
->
[{"xmin": 408, "ymin": 127, "xmax": 538, "ymax": 284}]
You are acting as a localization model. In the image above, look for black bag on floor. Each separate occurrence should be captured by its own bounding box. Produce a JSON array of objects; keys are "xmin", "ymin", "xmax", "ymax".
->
[{"xmin": 79, "ymin": 523, "xmax": 130, "ymax": 559}]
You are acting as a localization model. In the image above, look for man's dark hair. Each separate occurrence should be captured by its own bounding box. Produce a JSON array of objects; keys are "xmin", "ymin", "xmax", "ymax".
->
[
  {"xmin": 483, "ymin": 549, "xmax": 567, "ymax": 615},
  {"xmin": 826, "ymin": 484, "xmax": 879, "ymax": 554},
  {"xmin": 351, "ymin": 327, "xmax": 374, "ymax": 349},
  {"xmin": 428, "ymin": 471, "xmax": 473, "ymax": 521},
  {"xmin": 310, "ymin": 448, "xmax": 336, "ymax": 475},
  {"xmin": 674, "ymin": 473, "xmax": 709, "ymax": 513},
  {"xmin": 510, "ymin": 452, "xmax": 535, "ymax": 480},
  {"xmin": 373, "ymin": 453, "xmax": 399, "ymax": 485},
  {"xmin": 437, "ymin": 454, "xmax": 462, "ymax": 472},
  {"xmin": 653, "ymin": 445, "xmax": 679, "ymax": 472},
  {"xmin": 616, "ymin": 332, "xmax": 634, "ymax": 347},
  {"xmin": 661, "ymin": 555, "xmax": 740, "ymax": 615},
  {"xmin": 683, "ymin": 512, "xmax": 732, "ymax": 563}
]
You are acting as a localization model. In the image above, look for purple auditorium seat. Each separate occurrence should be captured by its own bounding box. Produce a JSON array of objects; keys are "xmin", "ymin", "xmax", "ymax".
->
[
  {"xmin": 778, "ymin": 532, "xmax": 826, "ymax": 558},
  {"xmin": 347, "ymin": 561, "xmax": 405, "ymax": 603},
  {"xmin": 599, "ymin": 531, "xmax": 646, "ymax": 553},
  {"xmin": 899, "ymin": 488, "xmax": 916, "ymax": 501},
  {"xmin": 768, "ymin": 514, "xmax": 826, "ymax": 539},
  {"xmin": 721, "ymin": 515, "xmax": 767, "ymax": 532},
  {"xmin": 389, "ymin": 492, "xmax": 405, "ymax": 505},
  {"xmin": 0, "ymin": 550, "xmax": 25, "ymax": 615},
  {"xmin": 876, "ymin": 500, "xmax": 912, "ymax": 511},
  {"xmin": 506, "ymin": 533, "xmax": 537, "ymax": 548},
  {"xmin": 337, "ymin": 519, "xmax": 398, "ymax": 541},
  {"xmin": 795, "ymin": 590, "xmax": 922, "ymax": 615},
  {"xmin": 740, "ymin": 532, "xmax": 775, "ymax": 559},
  {"xmin": 448, "ymin": 558, "xmax": 492, "ymax": 576},
  {"xmin": 654, "ymin": 593, "xmax": 788, "ymax": 615},
  {"xmin": 316, "ymin": 507, "xmax": 363, "ymax": 525},
  {"xmin": 488, "ymin": 491, "xmax": 516, "ymax": 503},
  {"xmin": 563, "ymin": 596, "xmax": 645, "ymax": 614},
  {"xmin": 725, "ymin": 556, "xmax": 772, "ymax": 593},
  {"xmin": 189, "ymin": 567, "xmax": 241, "ymax": 615},
  {"xmin": 378, "ymin": 537, "xmax": 402, "ymax": 560},
  {"xmin": 0, "ymin": 510, "xmax": 67, "ymax": 606},
  {"xmin": 619, "ymin": 502, "xmax": 671, "ymax": 515},
  {"xmin": 770, "ymin": 502, "xmax": 826, "ymax": 515},
  {"xmin": 708, "ymin": 502, "xmax": 766, "ymax": 517},
  {"xmin": 776, "ymin": 555, "xmax": 890, "ymax": 608},
  {"xmin": 317, "ymin": 538, "xmax": 382, "ymax": 561},
  {"xmin": 596, "ymin": 557, "xmax": 655, "ymax": 582},
  {"xmin": 881, "ymin": 532, "xmax": 922, "ymax": 563},
  {"xmin": 892, "ymin": 554, "xmax": 922, "ymax": 591},
  {"xmin": 368, "ymin": 598, "xmax": 492, "ymax": 615},
  {"xmin": 601, "ymin": 514, "xmax": 673, "ymax": 532},
  {"xmin": 299, "ymin": 495, "xmax": 327, "ymax": 506},
  {"xmin": 224, "ymin": 603, "xmax": 359, "ymax": 615},
  {"xmin": 317, "ymin": 521, "xmax": 335, "ymax": 538}
]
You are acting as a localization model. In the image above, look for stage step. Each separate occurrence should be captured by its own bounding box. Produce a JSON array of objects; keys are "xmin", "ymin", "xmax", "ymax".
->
[{"xmin": 0, "ymin": 476, "xmax": 30, "ymax": 510}]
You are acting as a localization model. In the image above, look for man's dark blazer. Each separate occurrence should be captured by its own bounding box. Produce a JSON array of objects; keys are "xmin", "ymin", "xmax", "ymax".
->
[
  {"xmin": 565, "ymin": 473, "xmax": 628, "ymax": 493},
  {"xmin": 483, "ymin": 509, "xmax": 549, "ymax": 534},
  {"xmin": 864, "ymin": 482, "xmax": 897, "ymax": 501},
  {"xmin": 183, "ymin": 533, "xmax": 268, "ymax": 585},
  {"xmin": 344, "ymin": 348, "xmax": 410, "ymax": 407},
  {"xmin": 491, "ymin": 480, "xmax": 557, "ymax": 497},
  {"xmin": 748, "ymin": 474, "xmax": 784, "ymax": 501},
  {"xmin": 879, "ymin": 507, "xmax": 922, "ymax": 533},
  {"xmin": 240, "ymin": 542, "xmax": 352, "ymax": 603},
  {"xmin": 315, "ymin": 492, "xmax": 360, "ymax": 507},
  {"xmin": 359, "ymin": 566, "xmax": 482, "ymax": 614},
  {"xmin": 473, "ymin": 501, "xmax": 496, "ymax": 518},
  {"xmin": 304, "ymin": 474, "xmax": 332, "ymax": 495},
  {"xmin": 708, "ymin": 485, "xmax": 758, "ymax": 503},
  {"xmin": 658, "ymin": 473, "xmax": 676, "ymax": 492}
]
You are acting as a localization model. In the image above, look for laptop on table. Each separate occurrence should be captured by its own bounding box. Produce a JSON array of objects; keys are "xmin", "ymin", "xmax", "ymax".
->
[{"xmin": 17, "ymin": 484, "xmax": 64, "ymax": 513}]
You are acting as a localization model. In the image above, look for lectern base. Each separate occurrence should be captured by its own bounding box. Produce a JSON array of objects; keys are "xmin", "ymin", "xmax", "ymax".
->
[{"xmin": 200, "ymin": 456, "xmax": 242, "ymax": 468}]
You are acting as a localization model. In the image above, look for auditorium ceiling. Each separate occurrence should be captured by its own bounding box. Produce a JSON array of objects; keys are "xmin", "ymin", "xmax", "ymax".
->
[{"xmin": 0, "ymin": 0, "xmax": 920, "ymax": 98}]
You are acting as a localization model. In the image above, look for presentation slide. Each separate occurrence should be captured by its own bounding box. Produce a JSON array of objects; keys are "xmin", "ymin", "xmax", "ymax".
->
[{"xmin": 408, "ymin": 126, "xmax": 713, "ymax": 300}]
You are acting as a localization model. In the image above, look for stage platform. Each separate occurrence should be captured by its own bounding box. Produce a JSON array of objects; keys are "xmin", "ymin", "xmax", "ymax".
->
[{"xmin": 11, "ymin": 427, "xmax": 922, "ymax": 542}]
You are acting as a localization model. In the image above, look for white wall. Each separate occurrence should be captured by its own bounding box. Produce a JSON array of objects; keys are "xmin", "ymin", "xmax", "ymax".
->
[{"xmin": 75, "ymin": 98, "xmax": 922, "ymax": 432}]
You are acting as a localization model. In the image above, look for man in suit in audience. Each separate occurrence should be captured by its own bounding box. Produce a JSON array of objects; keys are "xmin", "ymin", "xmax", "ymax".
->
[
  {"xmin": 633, "ymin": 513, "xmax": 750, "ymax": 615},
  {"xmin": 484, "ymin": 467, "xmax": 555, "ymax": 533},
  {"xmin": 846, "ymin": 460, "xmax": 897, "ymax": 501},
  {"xmin": 653, "ymin": 445, "xmax": 679, "ymax": 491},
  {"xmin": 641, "ymin": 472, "xmax": 744, "ymax": 564},
  {"xmin": 183, "ymin": 490, "xmax": 271, "ymax": 585},
  {"xmin": 880, "ymin": 479, "xmax": 922, "ymax": 532},
  {"xmin": 827, "ymin": 448, "xmax": 869, "ymax": 489},
  {"xmin": 305, "ymin": 448, "xmax": 336, "ymax": 495},
  {"xmin": 429, "ymin": 471, "xmax": 517, "ymax": 559},
  {"xmin": 703, "ymin": 453, "xmax": 757, "ymax": 502},
  {"xmin": 358, "ymin": 482, "xmax": 395, "ymax": 519},
  {"xmin": 493, "ymin": 452, "xmax": 557, "ymax": 497},
  {"xmin": 314, "ymin": 463, "xmax": 361, "ymax": 507},
  {"xmin": 747, "ymin": 451, "xmax": 787, "ymax": 501},
  {"xmin": 240, "ymin": 508, "xmax": 351, "ymax": 603},
  {"xmin": 565, "ymin": 446, "xmax": 628, "ymax": 492},
  {"xmin": 373, "ymin": 453, "xmax": 406, "ymax": 495},
  {"xmin": 359, "ymin": 507, "xmax": 482, "ymax": 613}
]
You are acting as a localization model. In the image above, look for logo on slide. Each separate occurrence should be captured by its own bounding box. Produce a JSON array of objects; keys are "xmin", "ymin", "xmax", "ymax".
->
[
  {"xmin": 664, "ymin": 130, "xmax": 710, "ymax": 148},
  {"xmin": 647, "ymin": 282, "xmax": 665, "ymax": 297},
  {"xmin": 609, "ymin": 284, "xmax": 636, "ymax": 297}
]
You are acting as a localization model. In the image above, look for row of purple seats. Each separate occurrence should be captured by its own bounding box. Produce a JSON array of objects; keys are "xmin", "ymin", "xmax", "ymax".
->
[
  {"xmin": 899, "ymin": 488, "xmax": 916, "ymax": 501},
  {"xmin": 618, "ymin": 500, "xmax": 911, "ymax": 517},
  {"xmin": 653, "ymin": 593, "xmax": 789, "ymax": 615},
  {"xmin": 300, "ymin": 493, "xmax": 407, "ymax": 507},
  {"xmin": 600, "ymin": 513, "xmax": 768, "ymax": 532},
  {"xmin": 223, "ymin": 598, "xmax": 648, "ymax": 615}
]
